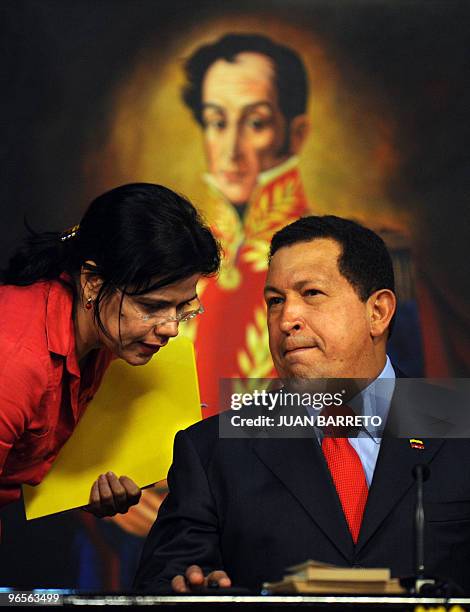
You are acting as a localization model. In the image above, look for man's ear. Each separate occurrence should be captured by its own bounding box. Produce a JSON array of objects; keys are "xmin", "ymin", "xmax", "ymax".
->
[
  {"xmin": 288, "ymin": 114, "xmax": 310, "ymax": 155},
  {"xmin": 79, "ymin": 260, "xmax": 103, "ymax": 300},
  {"xmin": 367, "ymin": 289, "xmax": 396, "ymax": 339}
]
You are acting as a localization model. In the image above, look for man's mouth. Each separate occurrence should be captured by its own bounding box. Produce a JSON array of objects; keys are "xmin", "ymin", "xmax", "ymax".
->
[
  {"xmin": 283, "ymin": 340, "xmax": 318, "ymax": 357},
  {"xmin": 222, "ymin": 170, "xmax": 246, "ymax": 183}
]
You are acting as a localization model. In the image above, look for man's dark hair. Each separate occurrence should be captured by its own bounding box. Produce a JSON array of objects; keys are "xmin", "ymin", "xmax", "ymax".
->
[
  {"xmin": 182, "ymin": 33, "xmax": 308, "ymax": 126},
  {"xmin": 270, "ymin": 215, "xmax": 396, "ymax": 334}
]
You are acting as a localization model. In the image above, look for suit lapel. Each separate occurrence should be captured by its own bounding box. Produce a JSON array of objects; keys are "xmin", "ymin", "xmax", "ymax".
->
[
  {"xmin": 356, "ymin": 434, "xmax": 444, "ymax": 552},
  {"xmin": 357, "ymin": 369, "xmax": 447, "ymax": 551},
  {"xmin": 253, "ymin": 437, "xmax": 354, "ymax": 561}
]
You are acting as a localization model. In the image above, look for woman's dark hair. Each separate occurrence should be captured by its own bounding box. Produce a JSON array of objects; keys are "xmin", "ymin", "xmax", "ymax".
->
[{"xmin": 2, "ymin": 183, "xmax": 221, "ymax": 334}]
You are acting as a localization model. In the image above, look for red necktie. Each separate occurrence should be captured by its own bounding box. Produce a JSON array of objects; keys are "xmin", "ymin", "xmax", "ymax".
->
[{"xmin": 321, "ymin": 436, "xmax": 368, "ymax": 543}]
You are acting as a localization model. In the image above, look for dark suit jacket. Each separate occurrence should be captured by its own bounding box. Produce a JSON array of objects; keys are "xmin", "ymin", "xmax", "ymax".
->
[{"xmin": 134, "ymin": 380, "xmax": 470, "ymax": 592}]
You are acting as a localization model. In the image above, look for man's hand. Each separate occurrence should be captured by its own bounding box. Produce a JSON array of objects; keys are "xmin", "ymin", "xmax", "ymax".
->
[
  {"xmin": 84, "ymin": 472, "xmax": 142, "ymax": 518},
  {"xmin": 171, "ymin": 565, "xmax": 231, "ymax": 593}
]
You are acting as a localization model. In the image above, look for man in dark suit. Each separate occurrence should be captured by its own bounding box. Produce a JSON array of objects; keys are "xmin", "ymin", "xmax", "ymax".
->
[{"xmin": 134, "ymin": 216, "xmax": 470, "ymax": 593}]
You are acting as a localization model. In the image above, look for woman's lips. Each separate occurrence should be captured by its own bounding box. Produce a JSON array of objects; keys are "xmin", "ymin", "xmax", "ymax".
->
[{"xmin": 137, "ymin": 342, "xmax": 161, "ymax": 355}]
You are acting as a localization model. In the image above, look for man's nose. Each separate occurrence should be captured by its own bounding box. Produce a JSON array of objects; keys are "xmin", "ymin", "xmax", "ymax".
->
[
  {"xmin": 278, "ymin": 299, "xmax": 305, "ymax": 334},
  {"xmin": 224, "ymin": 123, "xmax": 243, "ymax": 162}
]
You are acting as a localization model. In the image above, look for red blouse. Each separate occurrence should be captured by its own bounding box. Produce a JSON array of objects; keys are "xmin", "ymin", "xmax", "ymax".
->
[{"xmin": 0, "ymin": 276, "xmax": 113, "ymax": 508}]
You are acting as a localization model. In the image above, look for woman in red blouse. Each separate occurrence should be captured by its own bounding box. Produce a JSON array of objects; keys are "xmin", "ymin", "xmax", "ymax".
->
[{"xmin": 0, "ymin": 183, "xmax": 220, "ymax": 518}]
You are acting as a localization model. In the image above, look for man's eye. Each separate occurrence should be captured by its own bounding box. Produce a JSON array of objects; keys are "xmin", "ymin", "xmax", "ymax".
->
[
  {"xmin": 304, "ymin": 289, "xmax": 321, "ymax": 298},
  {"xmin": 246, "ymin": 117, "xmax": 270, "ymax": 131},
  {"xmin": 204, "ymin": 118, "xmax": 226, "ymax": 130},
  {"xmin": 266, "ymin": 296, "xmax": 284, "ymax": 308}
]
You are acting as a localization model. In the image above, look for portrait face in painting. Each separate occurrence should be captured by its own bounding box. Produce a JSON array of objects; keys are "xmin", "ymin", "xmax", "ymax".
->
[
  {"xmin": 183, "ymin": 34, "xmax": 310, "ymax": 206},
  {"xmin": 201, "ymin": 52, "xmax": 290, "ymax": 205}
]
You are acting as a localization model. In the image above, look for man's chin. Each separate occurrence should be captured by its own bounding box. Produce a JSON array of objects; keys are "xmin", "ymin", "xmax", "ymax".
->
[
  {"xmin": 279, "ymin": 366, "xmax": 315, "ymax": 380},
  {"xmin": 217, "ymin": 180, "xmax": 254, "ymax": 206},
  {"xmin": 278, "ymin": 361, "xmax": 330, "ymax": 381}
]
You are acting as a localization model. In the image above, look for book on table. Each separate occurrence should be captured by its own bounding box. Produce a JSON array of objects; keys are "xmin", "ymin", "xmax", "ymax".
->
[{"xmin": 263, "ymin": 560, "xmax": 405, "ymax": 594}]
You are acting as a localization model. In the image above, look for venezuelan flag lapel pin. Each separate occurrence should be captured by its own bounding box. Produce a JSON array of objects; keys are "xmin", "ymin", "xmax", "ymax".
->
[{"xmin": 409, "ymin": 438, "xmax": 425, "ymax": 450}]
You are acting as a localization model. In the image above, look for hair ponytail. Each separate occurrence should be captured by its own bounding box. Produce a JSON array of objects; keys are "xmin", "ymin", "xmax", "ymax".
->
[
  {"xmin": 1, "ymin": 224, "xmax": 80, "ymax": 286},
  {"xmin": 1, "ymin": 185, "xmax": 220, "ymax": 299}
]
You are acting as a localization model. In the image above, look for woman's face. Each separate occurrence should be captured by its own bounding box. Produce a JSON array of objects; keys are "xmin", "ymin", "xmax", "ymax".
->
[{"xmin": 96, "ymin": 274, "xmax": 201, "ymax": 366}]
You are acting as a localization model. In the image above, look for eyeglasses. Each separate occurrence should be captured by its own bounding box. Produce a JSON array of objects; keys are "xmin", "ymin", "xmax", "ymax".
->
[{"xmin": 125, "ymin": 295, "xmax": 204, "ymax": 329}]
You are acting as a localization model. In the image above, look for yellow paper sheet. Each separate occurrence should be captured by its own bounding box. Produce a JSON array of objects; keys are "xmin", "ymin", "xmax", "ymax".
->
[{"xmin": 23, "ymin": 336, "xmax": 201, "ymax": 519}]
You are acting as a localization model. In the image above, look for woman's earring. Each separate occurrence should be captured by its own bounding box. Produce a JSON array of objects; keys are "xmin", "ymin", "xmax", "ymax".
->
[{"xmin": 85, "ymin": 296, "xmax": 94, "ymax": 310}]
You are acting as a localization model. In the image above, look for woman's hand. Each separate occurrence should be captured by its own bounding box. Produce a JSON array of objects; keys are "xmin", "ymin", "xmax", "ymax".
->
[
  {"xmin": 108, "ymin": 485, "xmax": 167, "ymax": 537},
  {"xmin": 84, "ymin": 472, "xmax": 142, "ymax": 518}
]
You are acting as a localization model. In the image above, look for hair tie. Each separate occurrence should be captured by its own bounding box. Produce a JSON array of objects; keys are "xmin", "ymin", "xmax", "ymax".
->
[{"xmin": 60, "ymin": 224, "xmax": 80, "ymax": 242}]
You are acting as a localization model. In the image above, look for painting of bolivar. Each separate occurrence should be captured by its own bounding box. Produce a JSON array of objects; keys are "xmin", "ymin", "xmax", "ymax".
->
[
  {"xmin": 177, "ymin": 32, "xmax": 423, "ymax": 415},
  {"xmin": 1, "ymin": 0, "xmax": 469, "ymax": 592},
  {"xmin": 92, "ymin": 28, "xmax": 427, "ymax": 416},
  {"xmin": 183, "ymin": 33, "xmax": 315, "ymax": 412}
]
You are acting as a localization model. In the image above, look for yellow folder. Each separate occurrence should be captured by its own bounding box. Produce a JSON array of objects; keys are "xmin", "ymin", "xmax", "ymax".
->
[{"xmin": 23, "ymin": 336, "xmax": 201, "ymax": 519}]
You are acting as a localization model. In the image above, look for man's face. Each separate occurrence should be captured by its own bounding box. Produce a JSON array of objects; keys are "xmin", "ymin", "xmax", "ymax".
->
[
  {"xmin": 265, "ymin": 239, "xmax": 377, "ymax": 380},
  {"xmin": 201, "ymin": 52, "xmax": 290, "ymax": 205}
]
